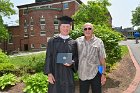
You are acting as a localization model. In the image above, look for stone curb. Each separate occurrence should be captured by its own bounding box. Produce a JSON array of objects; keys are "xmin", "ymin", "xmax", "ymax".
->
[{"xmin": 123, "ymin": 46, "xmax": 140, "ymax": 93}]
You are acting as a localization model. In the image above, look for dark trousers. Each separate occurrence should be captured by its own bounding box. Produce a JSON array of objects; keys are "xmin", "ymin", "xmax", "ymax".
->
[{"xmin": 79, "ymin": 72, "xmax": 101, "ymax": 93}]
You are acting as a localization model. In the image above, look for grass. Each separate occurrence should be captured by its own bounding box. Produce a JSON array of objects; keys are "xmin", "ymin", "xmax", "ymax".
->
[
  {"xmin": 9, "ymin": 53, "xmax": 46, "ymax": 67},
  {"xmin": 121, "ymin": 45, "xmax": 129, "ymax": 57},
  {"xmin": 8, "ymin": 52, "xmax": 46, "ymax": 75}
]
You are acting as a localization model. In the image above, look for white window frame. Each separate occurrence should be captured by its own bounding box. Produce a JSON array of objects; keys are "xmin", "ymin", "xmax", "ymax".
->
[
  {"xmin": 40, "ymin": 30, "xmax": 46, "ymax": 36},
  {"xmin": 24, "ymin": 33, "xmax": 28, "ymax": 38},
  {"xmin": 31, "ymin": 44, "xmax": 35, "ymax": 48},
  {"xmin": 40, "ymin": 44, "xmax": 46, "ymax": 48},
  {"xmin": 30, "ymin": 30, "xmax": 35, "ymax": 36},
  {"xmin": 41, "ymin": 25, "xmax": 45, "ymax": 30},
  {"xmin": 40, "ymin": 18, "xmax": 46, "ymax": 25},
  {"xmin": 8, "ymin": 33, "xmax": 13, "ymax": 44},
  {"xmin": 63, "ymin": 3, "xmax": 69, "ymax": 10},
  {"xmin": 30, "ymin": 17, "xmax": 34, "ymax": 26}
]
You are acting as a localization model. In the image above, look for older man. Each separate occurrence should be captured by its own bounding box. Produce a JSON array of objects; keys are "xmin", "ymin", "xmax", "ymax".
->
[{"xmin": 76, "ymin": 23, "xmax": 106, "ymax": 93}]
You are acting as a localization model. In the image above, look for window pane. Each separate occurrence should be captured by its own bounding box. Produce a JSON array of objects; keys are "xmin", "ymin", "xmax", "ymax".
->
[
  {"xmin": 31, "ymin": 31, "xmax": 35, "ymax": 36},
  {"xmin": 30, "ymin": 26, "xmax": 33, "ymax": 30},
  {"xmin": 23, "ymin": 9, "xmax": 28, "ymax": 15},
  {"xmin": 40, "ymin": 31, "xmax": 46, "ymax": 36},
  {"xmin": 54, "ymin": 19, "xmax": 59, "ymax": 25},
  {"xmin": 31, "ymin": 44, "xmax": 35, "ymax": 48},
  {"xmin": 63, "ymin": 3, "xmax": 68, "ymax": 9},
  {"xmin": 41, "ymin": 44, "xmax": 46, "ymax": 48},
  {"xmin": 8, "ymin": 33, "xmax": 13, "ymax": 43},
  {"xmin": 24, "ymin": 28, "xmax": 27, "ymax": 32},
  {"xmin": 24, "ymin": 33, "xmax": 28, "ymax": 37},
  {"xmin": 41, "ymin": 25, "xmax": 45, "ymax": 30}
]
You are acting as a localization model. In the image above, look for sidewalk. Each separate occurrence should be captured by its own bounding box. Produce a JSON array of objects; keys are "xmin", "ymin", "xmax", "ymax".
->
[{"xmin": 119, "ymin": 40, "xmax": 140, "ymax": 93}]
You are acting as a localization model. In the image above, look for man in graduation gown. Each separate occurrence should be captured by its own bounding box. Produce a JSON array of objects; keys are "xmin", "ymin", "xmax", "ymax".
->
[{"xmin": 44, "ymin": 16, "xmax": 78, "ymax": 93}]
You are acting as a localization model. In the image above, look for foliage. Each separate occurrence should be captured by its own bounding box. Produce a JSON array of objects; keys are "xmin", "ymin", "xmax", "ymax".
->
[
  {"xmin": 131, "ymin": 5, "xmax": 140, "ymax": 27},
  {"xmin": 0, "ymin": 49, "xmax": 9, "ymax": 63},
  {"xmin": 0, "ymin": 49, "xmax": 15, "ymax": 75},
  {"xmin": 0, "ymin": 73, "xmax": 19, "ymax": 90},
  {"xmin": 121, "ymin": 45, "xmax": 128, "ymax": 57},
  {"xmin": 0, "ymin": 0, "xmax": 16, "ymax": 40},
  {"xmin": 94, "ymin": 25, "xmax": 123, "ymax": 70},
  {"xmin": 22, "ymin": 73, "xmax": 48, "ymax": 93},
  {"xmin": 73, "ymin": 0, "xmax": 111, "ymax": 26},
  {"xmin": 74, "ymin": 72, "xmax": 79, "ymax": 81},
  {"xmin": 137, "ymin": 27, "xmax": 140, "ymax": 33},
  {"xmin": 9, "ymin": 53, "xmax": 46, "ymax": 75},
  {"xmin": 0, "ymin": 0, "xmax": 16, "ymax": 16},
  {"xmin": 70, "ymin": 24, "xmax": 83, "ymax": 39},
  {"xmin": 70, "ymin": 24, "xmax": 123, "ymax": 71}
]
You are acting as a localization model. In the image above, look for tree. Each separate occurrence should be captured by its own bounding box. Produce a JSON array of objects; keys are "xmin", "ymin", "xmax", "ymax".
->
[
  {"xmin": 72, "ymin": 0, "xmax": 111, "ymax": 26},
  {"xmin": 71, "ymin": 0, "xmax": 123, "ymax": 71},
  {"xmin": 0, "ymin": 0, "xmax": 16, "ymax": 41},
  {"xmin": 131, "ymin": 5, "xmax": 140, "ymax": 27}
]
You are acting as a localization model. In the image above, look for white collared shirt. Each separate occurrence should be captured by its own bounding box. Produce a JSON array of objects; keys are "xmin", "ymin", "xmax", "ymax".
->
[{"xmin": 59, "ymin": 34, "xmax": 70, "ymax": 39}]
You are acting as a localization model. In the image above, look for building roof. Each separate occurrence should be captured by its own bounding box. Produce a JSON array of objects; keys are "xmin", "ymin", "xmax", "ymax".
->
[{"xmin": 17, "ymin": 0, "xmax": 82, "ymax": 8}]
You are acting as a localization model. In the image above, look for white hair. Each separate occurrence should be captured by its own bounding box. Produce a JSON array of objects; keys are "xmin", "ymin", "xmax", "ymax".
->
[{"xmin": 83, "ymin": 23, "xmax": 94, "ymax": 30}]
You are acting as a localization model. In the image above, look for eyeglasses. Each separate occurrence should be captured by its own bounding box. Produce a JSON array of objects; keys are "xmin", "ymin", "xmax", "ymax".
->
[{"xmin": 84, "ymin": 28, "xmax": 92, "ymax": 31}]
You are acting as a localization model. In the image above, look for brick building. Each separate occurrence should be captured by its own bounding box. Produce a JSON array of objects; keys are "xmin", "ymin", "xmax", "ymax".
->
[{"xmin": 0, "ymin": 0, "xmax": 82, "ymax": 53}]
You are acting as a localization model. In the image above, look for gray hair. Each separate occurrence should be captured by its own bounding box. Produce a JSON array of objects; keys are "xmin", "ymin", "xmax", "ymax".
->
[{"xmin": 83, "ymin": 23, "xmax": 94, "ymax": 31}]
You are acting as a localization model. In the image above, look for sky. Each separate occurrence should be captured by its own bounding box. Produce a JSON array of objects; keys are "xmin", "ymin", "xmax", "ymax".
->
[{"xmin": 3, "ymin": 0, "xmax": 140, "ymax": 28}]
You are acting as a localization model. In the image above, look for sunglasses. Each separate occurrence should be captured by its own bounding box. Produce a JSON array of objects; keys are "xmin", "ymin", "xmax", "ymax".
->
[{"xmin": 84, "ymin": 28, "xmax": 92, "ymax": 31}]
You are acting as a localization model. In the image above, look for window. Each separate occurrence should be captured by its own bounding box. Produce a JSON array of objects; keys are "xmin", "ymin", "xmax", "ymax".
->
[
  {"xmin": 31, "ymin": 44, "xmax": 35, "ymax": 48},
  {"xmin": 40, "ymin": 44, "xmax": 46, "ymax": 48},
  {"xmin": 41, "ymin": 25, "xmax": 45, "ymax": 30},
  {"xmin": 63, "ymin": 3, "xmax": 69, "ymax": 9},
  {"xmin": 23, "ymin": 9, "xmax": 28, "ymax": 15},
  {"xmin": 24, "ymin": 33, "xmax": 28, "ymax": 38},
  {"xmin": 31, "ymin": 30, "xmax": 35, "ymax": 36},
  {"xmin": 40, "ymin": 18, "xmax": 45, "ymax": 25},
  {"xmin": 54, "ymin": 25, "xmax": 58, "ymax": 30},
  {"xmin": 30, "ymin": 26, "xmax": 33, "ymax": 30},
  {"xmin": 40, "ymin": 31, "xmax": 46, "ymax": 36},
  {"xmin": 24, "ymin": 28, "xmax": 27, "ymax": 32},
  {"xmin": 48, "ymin": 5, "xmax": 52, "ymax": 8},
  {"xmin": 54, "ymin": 19, "xmax": 59, "ymax": 25},
  {"xmin": 30, "ymin": 17, "xmax": 34, "ymax": 26},
  {"xmin": 54, "ymin": 25, "xmax": 59, "ymax": 34},
  {"xmin": 8, "ymin": 33, "xmax": 13, "ymax": 44},
  {"xmin": 24, "ymin": 20, "xmax": 28, "ymax": 28}
]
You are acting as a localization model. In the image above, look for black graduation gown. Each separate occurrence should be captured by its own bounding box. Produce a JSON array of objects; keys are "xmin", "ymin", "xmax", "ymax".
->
[{"xmin": 44, "ymin": 36, "xmax": 78, "ymax": 93}]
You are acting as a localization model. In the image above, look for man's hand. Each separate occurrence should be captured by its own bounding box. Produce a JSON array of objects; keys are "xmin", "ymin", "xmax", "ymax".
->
[
  {"xmin": 48, "ymin": 73, "xmax": 55, "ymax": 84},
  {"xmin": 101, "ymin": 74, "xmax": 106, "ymax": 85},
  {"xmin": 64, "ymin": 63, "xmax": 72, "ymax": 66}
]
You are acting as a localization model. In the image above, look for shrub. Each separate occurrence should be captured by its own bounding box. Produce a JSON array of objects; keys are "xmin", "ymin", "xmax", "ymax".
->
[
  {"xmin": 0, "ymin": 73, "xmax": 19, "ymax": 90},
  {"xmin": 70, "ymin": 24, "xmax": 123, "ymax": 71},
  {"xmin": 94, "ymin": 25, "xmax": 123, "ymax": 70},
  {"xmin": 0, "ymin": 49, "xmax": 9, "ymax": 63},
  {"xmin": 0, "ymin": 49, "xmax": 16, "ymax": 75},
  {"xmin": 22, "ymin": 73, "xmax": 48, "ymax": 93}
]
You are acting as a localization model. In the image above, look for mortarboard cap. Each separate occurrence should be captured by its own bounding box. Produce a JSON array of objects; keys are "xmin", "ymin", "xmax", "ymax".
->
[{"xmin": 58, "ymin": 16, "xmax": 73, "ymax": 24}]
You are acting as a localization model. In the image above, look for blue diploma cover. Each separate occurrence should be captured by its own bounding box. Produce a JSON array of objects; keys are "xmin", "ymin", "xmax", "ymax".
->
[{"xmin": 56, "ymin": 53, "xmax": 72, "ymax": 64}]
